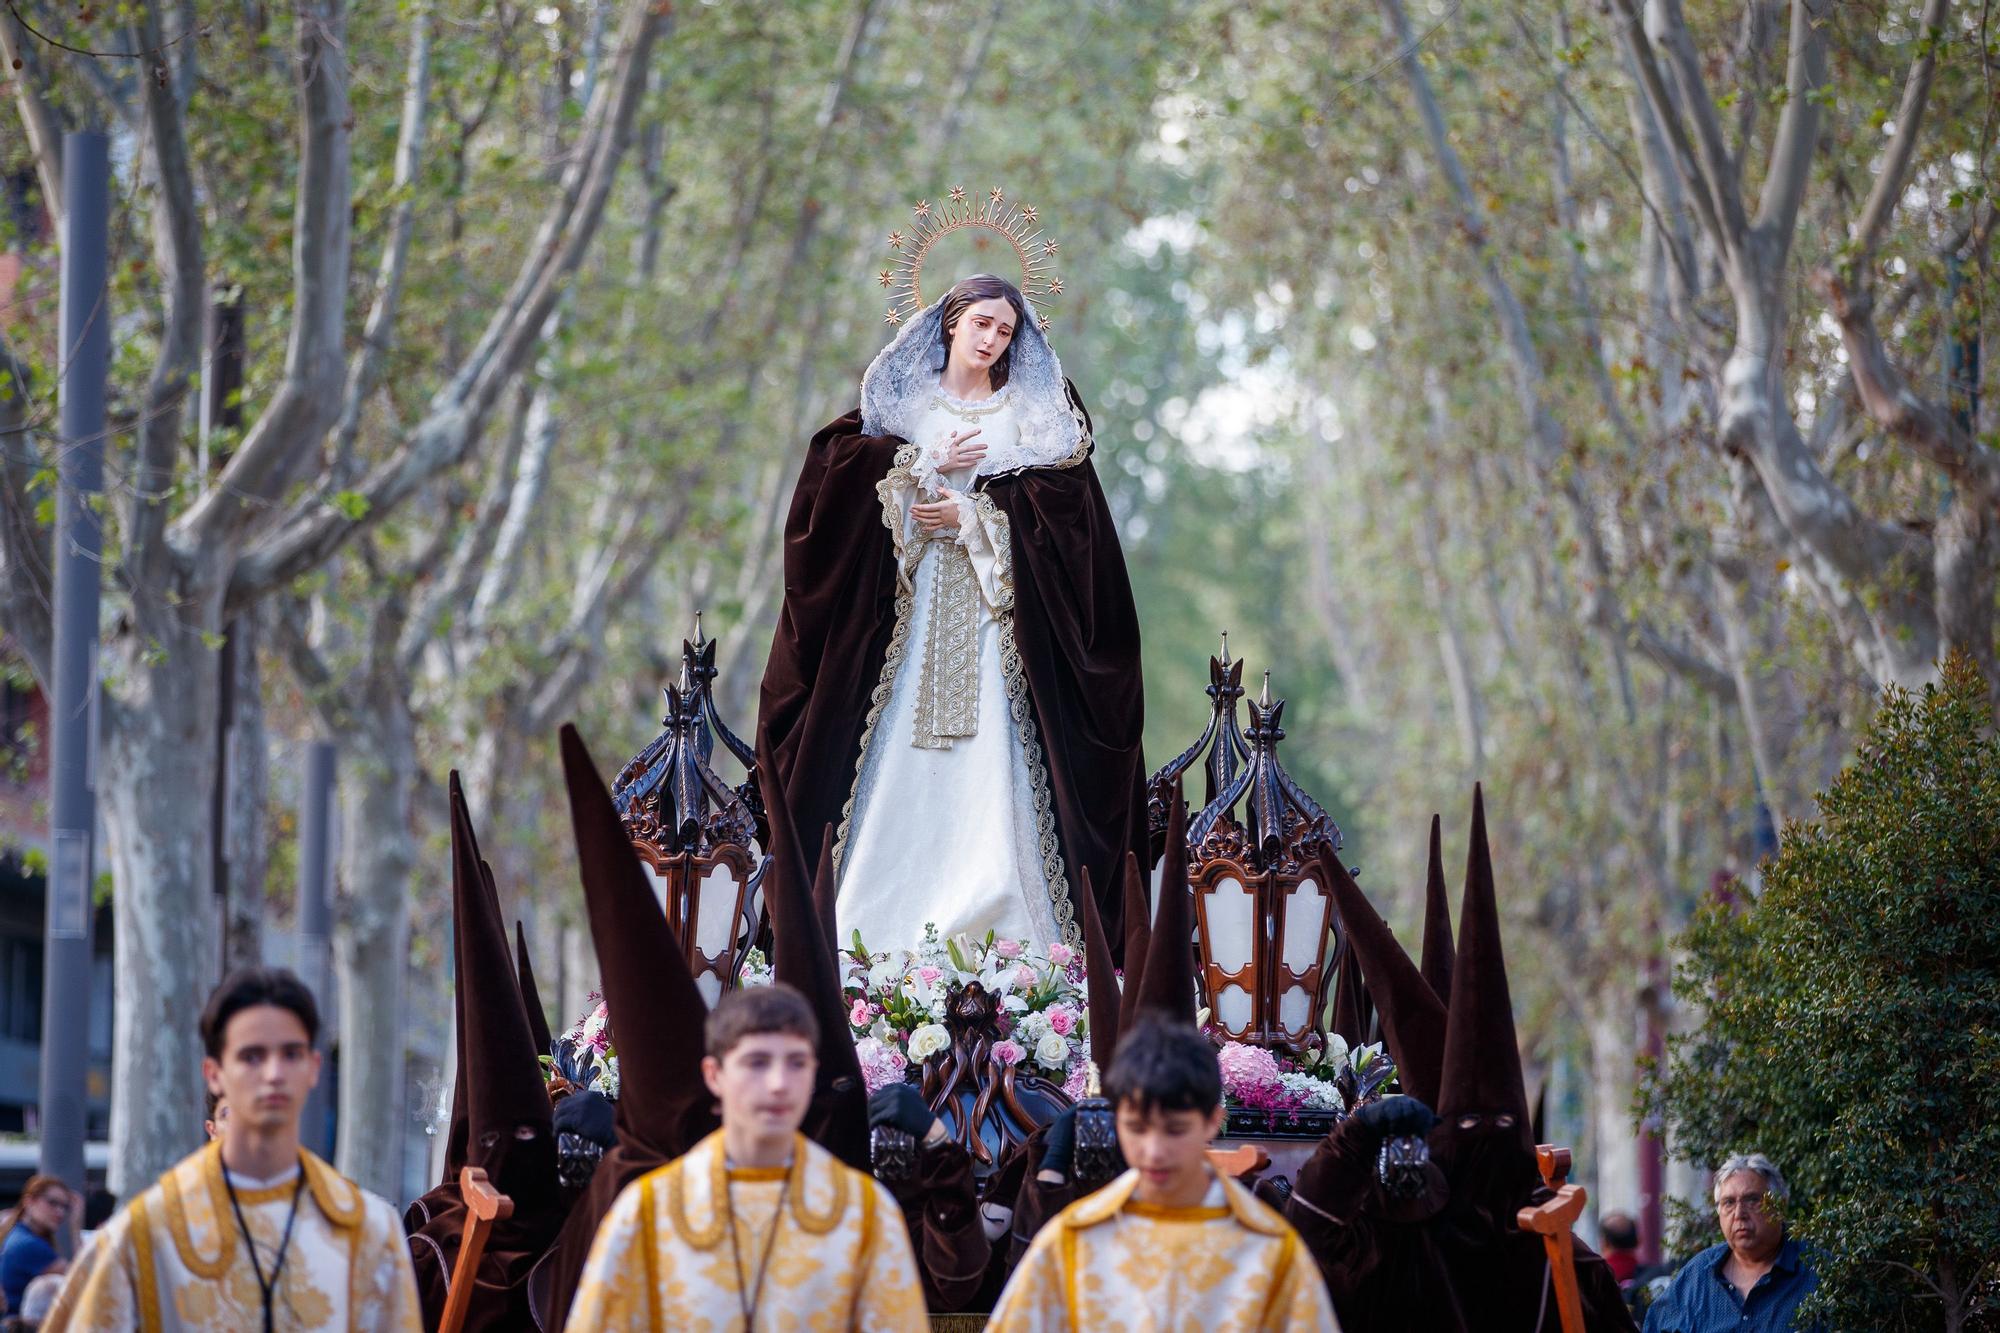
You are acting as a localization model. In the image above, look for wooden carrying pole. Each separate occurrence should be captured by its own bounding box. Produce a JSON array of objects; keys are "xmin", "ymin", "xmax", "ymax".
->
[
  {"xmin": 437, "ymin": 1167, "xmax": 513, "ymax": 1333},
  {"xmin": 1515, "ymin": 1145, "xmax": 1587, "ymax": 1333}
]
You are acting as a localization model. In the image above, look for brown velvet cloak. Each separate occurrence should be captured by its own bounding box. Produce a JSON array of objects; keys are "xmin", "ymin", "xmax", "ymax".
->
[{"xmin": 755, "ymin": 387, "xmax": 1145, "ymax": 954}]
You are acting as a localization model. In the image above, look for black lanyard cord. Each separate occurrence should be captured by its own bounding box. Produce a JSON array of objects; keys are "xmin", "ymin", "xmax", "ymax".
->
[{"xmin": 222, "ymin": 1161, "xmax": 307, "ymax": 1333}]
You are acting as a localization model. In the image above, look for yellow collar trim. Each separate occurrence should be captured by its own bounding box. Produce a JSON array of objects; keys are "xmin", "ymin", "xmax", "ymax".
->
[
  {"xmin": 163, "ymin": 1142, "xmax": 363, "ymax": 1278},
  {"xmin": 1061, "ymin": 1168, "xmax": 1289, "ymax": 1236},
  {"xmin": 662, "ymin": 1131, "xmax": 853, "ymax": 1251},
  {"xmin": 726, "ymin": 1166, "xmax": 792, "ymax": 1183}
]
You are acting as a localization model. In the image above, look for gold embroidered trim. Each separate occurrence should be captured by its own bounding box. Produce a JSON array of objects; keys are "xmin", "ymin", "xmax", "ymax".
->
[
  {"xmin": 1122, "ymin": 1202, "xmax": 1231, "ymax": 1222},
  {"xmin": 838, "ymin": 449, "xmax": 926, "ymax": 881},
  {"xmin": 913, "ymin": 543, "xmax": 981, "ymax": 749},
  {"xmin": 1062, "ymin": 1224, "xmax": 1081, "ymax": 1328},
  {"xmin": 130, "ymin": 1194, "xmax": 163, "ymax": 1333},
  {"xmin": 665, "ymin": 1150, "xmax": 727, "ymax": 1252},
  {"xmin": 1258, "ymin": 1228, "xmax": 1301, "ymax": 1328},
  {"xmin": 790, "ymin": 1139, "xmax": 850, "ymax": 1236},
  {"xmin": 165, "ymin": 1146, "xmax": 233, "ymax": 1278},
  {"xmin": 640, "ymin": 1171, "xmax": 664, "ymax": 1329},
  {"xmin": 931, "ymin": 387, "xmax": 1012, "ymax": 420},
  {"xmin": 997, "ymin": 614, "xmax": 1083, "ymax": 954},
  {"xmin": 969, "ymin": 491, "xmax": 1016, "ymax": 612},
  {"xmin": 301, "ymin": 1150, "xmax": 363, "ymax": 1230}
]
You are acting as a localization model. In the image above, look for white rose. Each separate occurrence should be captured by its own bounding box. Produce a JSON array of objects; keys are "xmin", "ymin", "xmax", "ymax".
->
[
  {"xmin": 1034, "ymin": 1031, "xmax": 1070, "ymax": 1069},
  {"xmin": 907, "ymin": 1023, "xmax": 951, "ymax": 1063}
]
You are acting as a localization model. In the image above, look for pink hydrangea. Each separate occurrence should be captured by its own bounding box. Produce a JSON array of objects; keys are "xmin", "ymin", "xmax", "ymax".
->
[
  {"xmin": 1061, "ymin": 1059, "xmax": 1090, "ymax": 1101},
  {"xmin": 991, "ymin": 1039, "xmax": 1026, "ymax": 1067},
  {"xmin": 1046, "ymin": 1005, "xmax": 1077, "ymax": 1037},
  {"xmin": 1216, "ymin": 1042, "xmax": 1283, "ymax": 1099},
  {"xmin": 854, "ymin": 1038, "xmax": 909, "ymax": 1095},
  {"xmin": 994, "ymin": 939, "xmax": 1023, "ymax": 959}
]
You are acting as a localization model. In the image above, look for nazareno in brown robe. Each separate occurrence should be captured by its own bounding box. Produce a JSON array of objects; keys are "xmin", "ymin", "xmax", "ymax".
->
[
  {"xmin": 754, "ymin": 386, "xmax": 1147, "ymax": 958},
  {"xmin": 406, "ymin": 776, "xmax": 565, "ymax": 1332},
  {"xmin": 1286, "ymin": 793, "xmax": 1633, "ymax": 1333}
]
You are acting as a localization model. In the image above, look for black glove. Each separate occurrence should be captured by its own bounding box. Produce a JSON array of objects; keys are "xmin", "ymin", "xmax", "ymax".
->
[
  {"xmin": 1355, "ymin": 1094, "xmax": 1437, "ymax": 1140},
  {"xmin": 868, "ymin": 1083, "xmax": 936, "ymax": 1140},
  {"xmin": 1040, "ymin": 1106, "xmax": 1080, "ymax": 1179},
  {"xmin": 553, "ymin": 1088, "xmax": 616, "ymax": 1146}
]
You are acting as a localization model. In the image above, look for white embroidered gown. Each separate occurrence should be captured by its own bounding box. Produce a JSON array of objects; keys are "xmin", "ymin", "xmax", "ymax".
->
[{"xmin": 835, "ymin": 381, "xmax": 1065, "ymax": 954}]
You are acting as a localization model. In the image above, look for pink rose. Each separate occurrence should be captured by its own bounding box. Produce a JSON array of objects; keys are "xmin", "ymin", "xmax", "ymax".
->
[
  {"xmin": 1047, "ymin": 1006, "xmax": 1076, "ymax": 1036},
  {"xmin": 1013, "ymin": 963, "xmax": 1037, "ymax": 989},
  {"xmin": 849, "ymin": 998, "xmax": 871, "ymax": 1027},
  {"xmin": 917, "ymin": 965, "xmax": 944, "ymax": 984},
  {"xmin": 994, "ymin": 939, "xmax": 1023, "ymax": 959},
  {"xmin": 991, "ymin": 1040, "xmax": 1026, "ymax": 1067},
  {"xmin": 1047, "ymin": 943, "xmax": 1074, "ymax": 967}
]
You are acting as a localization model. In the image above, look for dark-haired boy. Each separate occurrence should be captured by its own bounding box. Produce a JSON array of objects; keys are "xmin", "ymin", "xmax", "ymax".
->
[
  {"xmin": 988, "ymin": 1016, "xmax": 1340, "ymax": 1332},
  {"xmin": 45, "ymin": 967, "xmax": 421, "ymax": 1331},
  {"xmin": 567, "ymin": 982, "xmax": 927, "ymax": 1330}
]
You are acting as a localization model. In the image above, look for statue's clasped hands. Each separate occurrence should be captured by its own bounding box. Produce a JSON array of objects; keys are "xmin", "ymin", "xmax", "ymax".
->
[{"xmin": 913, "ymin": 427, "xmax": 985, "ymax": 532}]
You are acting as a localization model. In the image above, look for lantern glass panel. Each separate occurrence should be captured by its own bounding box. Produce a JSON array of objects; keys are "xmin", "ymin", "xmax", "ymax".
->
[
  {"xmin": 694, "ymin": 970, "xmax": 723, "ymax": 1005},
  {"xmin": 1282, "ymin": 877, "xmax": 1327, "ymax": 972},
  {"xmin": 1278, "ymin": 983, "xmax": 1311, "ymax": 1035},
  {"xmin": 695, "ymin": 863, "xmax": 740, "ymax": 957},
  {"xmin": 1215, "ymin": 982, "xmax": 1253, "ymax": 1034},
  {"xmin": 1205, "ymin": 875, "xmax": 1255, "ymax": 972},
  {"xmin": 640, "ymin": 861, "xmax": 671, "ymax": 914}
]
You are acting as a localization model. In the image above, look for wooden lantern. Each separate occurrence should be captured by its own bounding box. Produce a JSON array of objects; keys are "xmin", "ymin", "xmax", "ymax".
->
[{"xmin": 612, "ymin": 623, "xmax": 769, "ymax": 1002}]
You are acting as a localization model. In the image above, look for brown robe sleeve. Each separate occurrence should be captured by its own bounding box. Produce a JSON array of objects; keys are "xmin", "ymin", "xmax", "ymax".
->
[
  {"xmin": 755, "ymin": 412, "xmax": 905, "ymax": 902},
  {"xmin": 882, "ymin": 1140, "xmax": 992, "ymax": 1312}
]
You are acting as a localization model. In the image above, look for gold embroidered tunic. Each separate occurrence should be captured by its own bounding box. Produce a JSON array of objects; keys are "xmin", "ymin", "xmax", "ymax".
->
[
  {"xmin": 987, "ymin": 1168, "xmax": 1342, "ymax": 1333},
  {"xmin": 41, "ymin": 1141, "xmax": 421, "ymax": 1333},
  {"xmin": 565, "ymin": 1129, "xmax": 929, "ymax": 1332}
]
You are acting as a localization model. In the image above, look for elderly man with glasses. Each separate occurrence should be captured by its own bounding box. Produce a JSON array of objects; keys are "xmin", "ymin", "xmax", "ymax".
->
[{"xmin": 1643, "ymin": 1154, "xmax": 1822, "ymax": 1332}]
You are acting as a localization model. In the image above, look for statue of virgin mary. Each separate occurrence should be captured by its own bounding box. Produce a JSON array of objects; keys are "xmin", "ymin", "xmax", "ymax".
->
[{"xmin": 755, "ymin": 272, "xmax": 1147, "ymax": 956}]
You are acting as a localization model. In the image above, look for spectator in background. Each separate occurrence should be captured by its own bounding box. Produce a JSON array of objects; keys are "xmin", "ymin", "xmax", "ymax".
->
[
  {"xmin": 0, "ymin": 1176, "xmax": 71, "ymax": 1315},
  {"xmin": 203, "ymin": 1088, "xmax": 228, "ymax": 1141},
  {"xmin": 1600, "ymin": 1211, "xmax": 1641, "ymax": 1287},
  {"xmin": 1642, "ymin": 1154, "xmax": 1821, "ymax": 1333},
  {"xmin": 4, "ymin": 1271, "xmax": 66, "ymax": 1330}
]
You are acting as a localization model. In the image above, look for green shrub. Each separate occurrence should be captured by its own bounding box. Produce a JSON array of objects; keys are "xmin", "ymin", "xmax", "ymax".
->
[{"xmin": 1645, "ymin": 654, "xmax": 2000, "ymax": 1331}]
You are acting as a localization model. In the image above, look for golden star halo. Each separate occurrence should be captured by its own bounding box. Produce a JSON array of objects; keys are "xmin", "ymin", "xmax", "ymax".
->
[{"xmin": 874, "ymin": 184, "xmax": 1066, "ymax": 331}]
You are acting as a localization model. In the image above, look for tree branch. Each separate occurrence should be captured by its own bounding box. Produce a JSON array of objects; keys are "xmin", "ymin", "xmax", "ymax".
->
[
  {"xmin": 1816, "ymin": 269, "xmax": 2000, "ymax": 513},
  {"xmin": 228, "ymin": 0, "xmax": 669, "ymax": 606},
  {"xmin": 1751, "ymin": 0, "xmax": 1831, "ymax": 242},
  {"xmin": 1603, "ymin": 0, "xmax": 1733, "ymax": 254},
  {"xmin": 177, "ymin": 0, "xmax": 353, "ymax": 550},
  {"xmin": 123, "ymin": 0, "xmax": 206, "ymax": 590},
  {"xmin": 1849, "ymin": 0, "xmax": 1951, "ymax": 271},
  {"xmin": 0, "ymin": 14, "xmax": 65, "ymax": 227},
  {"xmin": 329, "ymin": 0, "xmax": 433, "ymax": 487},
  {"xmin": 0, "ymin": 331, "xmax": 53, "ymax": 684}
]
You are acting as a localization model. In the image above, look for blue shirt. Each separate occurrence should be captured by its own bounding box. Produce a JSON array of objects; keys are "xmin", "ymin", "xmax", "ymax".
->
[
  {"xmin": 1643, "ymin": 1237, "xmax": 1822, "ymax": 1333},
  {"xmin": 1, "ymin": 1222, "xmax": 60, "ymax": 1313}
]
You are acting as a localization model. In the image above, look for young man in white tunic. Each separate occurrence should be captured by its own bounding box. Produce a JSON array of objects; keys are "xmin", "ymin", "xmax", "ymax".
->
[
  {"xmin": 566, "ymin": 982, "xmax": 928, "ymax": 1331},
  {"xmin": 44, "ymin": 968, "xmax": 421, "ymax": 1332},
  {"xmin": 988, "ymin": 1017, "xmax": 1341, "ymax": 1333}
]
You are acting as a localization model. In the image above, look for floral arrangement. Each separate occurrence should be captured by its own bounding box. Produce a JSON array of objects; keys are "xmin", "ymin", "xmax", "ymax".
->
[
  {"xmin": 545, "ymin": 992, "xmax": 619, "ymax": 1099},
  {"xmin": 1211, "ymin": 1028, "xmax": 1393, "ymax": 1120},
  {"xmin": 546, "ymin": 930, "xmax": 1394, "ymax": 1125},
  {"xmin": 741, "ymin": 926, "xmax": 1092, "ymax": 1100}
]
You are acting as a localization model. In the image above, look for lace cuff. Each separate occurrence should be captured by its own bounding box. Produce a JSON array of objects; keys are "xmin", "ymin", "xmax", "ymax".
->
[{"xmin": 952, "ymin": 491, "xmax": 1014, "ymax": 614}]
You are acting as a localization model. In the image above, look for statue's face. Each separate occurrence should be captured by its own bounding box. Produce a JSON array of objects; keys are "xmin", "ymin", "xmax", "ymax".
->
[{"xmin": 946, "ymin": 297, "xmax": 1016, "ymax": 380}]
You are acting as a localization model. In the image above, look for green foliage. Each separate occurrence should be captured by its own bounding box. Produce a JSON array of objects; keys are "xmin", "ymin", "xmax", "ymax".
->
[{"xmin": 1646, "ymin": 656, "xmax": 2000, "ymax": 1330}]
